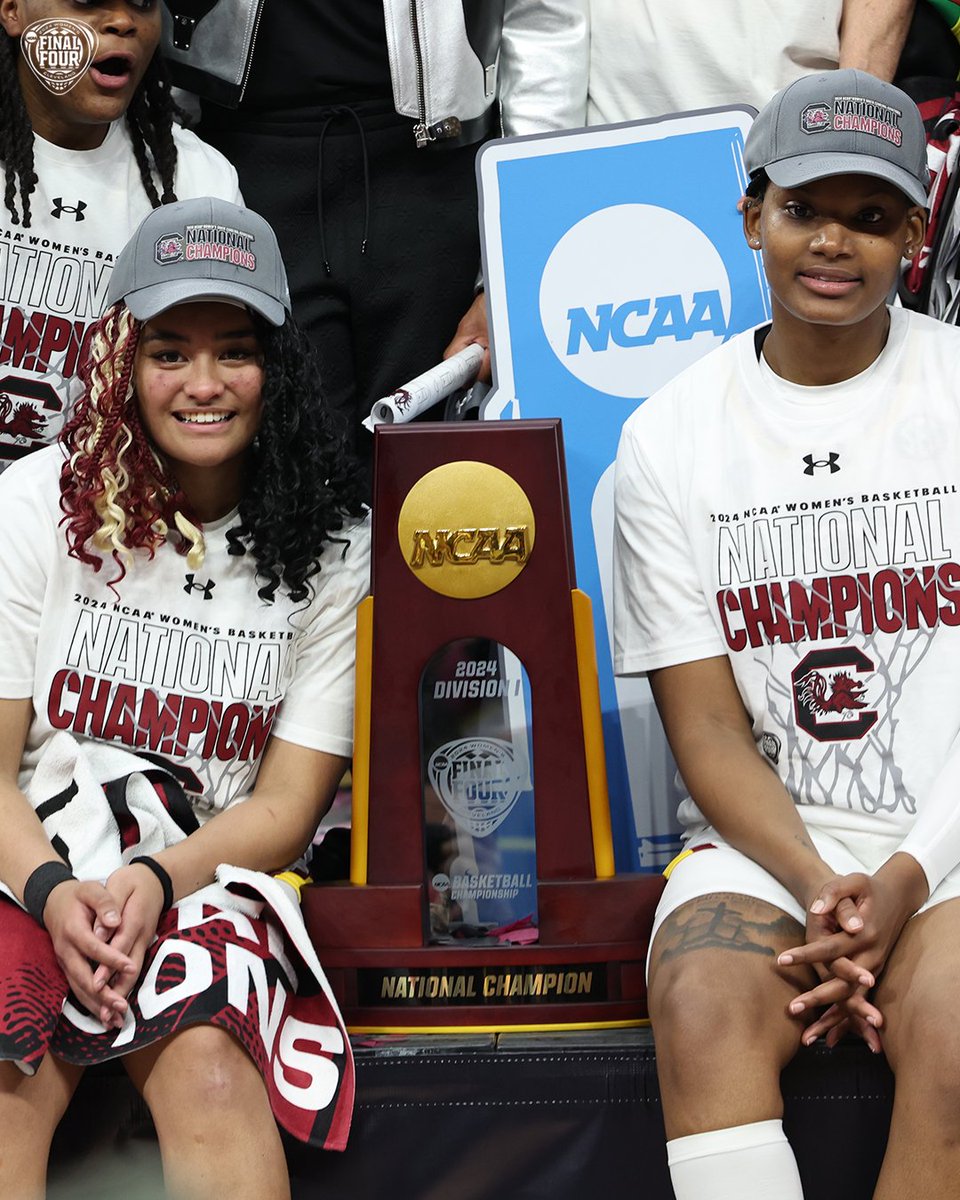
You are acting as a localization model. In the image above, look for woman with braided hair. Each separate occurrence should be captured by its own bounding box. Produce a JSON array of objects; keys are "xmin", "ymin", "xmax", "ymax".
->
[
  {"xmin": 0, "ymin": 0, "xmax": 241, "ymax": 473},
  {"xmin": 0, "ymin": 197, "xmax": 370, "ymax": 1198}
]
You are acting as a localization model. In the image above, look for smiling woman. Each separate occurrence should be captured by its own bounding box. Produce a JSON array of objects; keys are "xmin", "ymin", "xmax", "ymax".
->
[
  {"xmin": 743, "ymin": 173, "xmax": 925, "ymax": 381},
  {"xmin": 134, "ymin": 304, "xmax": 266, "ymax": 519},
  {"xmin": 0, "ymin": 197, "xmax": 370, "ymax": 1199},
  {"xmin": 0, "ymin": 0, "xmax": 242, "ymax": 473}
]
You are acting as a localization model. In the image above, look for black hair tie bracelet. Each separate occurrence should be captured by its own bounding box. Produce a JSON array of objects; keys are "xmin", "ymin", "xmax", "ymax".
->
[
  {"xmin": 130, "ymin": 856, "xmax": 174, "ymax": 912},
  {"xmin": 23, "ymin": 861, "xmax": 76, "ymax": 929}
]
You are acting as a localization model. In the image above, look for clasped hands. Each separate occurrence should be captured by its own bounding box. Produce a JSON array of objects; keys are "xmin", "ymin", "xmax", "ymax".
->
[
  {"xmin": 41, "ymin": 862, "xmax": 167, "ymax": 1031},
  {"xmin": 775, "ymin": 854, "xmax": 928, "ymax": 1053}
]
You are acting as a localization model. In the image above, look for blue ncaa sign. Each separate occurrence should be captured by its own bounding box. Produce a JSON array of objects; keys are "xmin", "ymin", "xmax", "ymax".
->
[{"xmin": 478, "ymin": 108, "xmax": 770, "ymax": 871}]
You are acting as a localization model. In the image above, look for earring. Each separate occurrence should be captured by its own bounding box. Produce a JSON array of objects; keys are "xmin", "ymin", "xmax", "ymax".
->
[{"xmin": 751, "ymin": 237, "xmax": 761, "ymax": 247}]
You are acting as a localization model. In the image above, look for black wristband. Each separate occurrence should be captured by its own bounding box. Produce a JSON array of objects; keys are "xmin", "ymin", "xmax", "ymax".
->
[
  {"xmin": 130, "ymin": 856, "xmax": 174, "ymax": 912},
  {"xmin": 23, "ymin": 861, "xmax": 76, "ymax": 929}
]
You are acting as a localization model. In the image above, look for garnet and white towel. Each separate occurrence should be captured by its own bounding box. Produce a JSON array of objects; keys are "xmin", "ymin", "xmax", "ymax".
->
[{"xmin": 0, "ymin": 731, "xmax": 355, "ymax": 1150}]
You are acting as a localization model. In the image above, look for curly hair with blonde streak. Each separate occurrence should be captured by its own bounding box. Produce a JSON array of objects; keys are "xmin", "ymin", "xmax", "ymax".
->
[
  {"xmin": 60, "ymin": 304, "xmax": 365, "ymax": 603},
  {"xmin": 60, "ymin": 304, "xmax": 201, "ymax": 586}
]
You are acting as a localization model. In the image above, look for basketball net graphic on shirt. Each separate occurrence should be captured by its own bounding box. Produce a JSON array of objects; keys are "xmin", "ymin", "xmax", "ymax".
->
[
  {"xmin": 712, "ymin": 489, "xmax": 958, "ymax": 817},
  {"xmin": 763, "ymin": 621, "xmax": 924, "ymax": 817}
]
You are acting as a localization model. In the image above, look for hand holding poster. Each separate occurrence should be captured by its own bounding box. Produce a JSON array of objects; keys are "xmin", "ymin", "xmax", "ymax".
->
[{"xmin": 363, "ymin": 344, "xmax": 485, "ymax": 431}]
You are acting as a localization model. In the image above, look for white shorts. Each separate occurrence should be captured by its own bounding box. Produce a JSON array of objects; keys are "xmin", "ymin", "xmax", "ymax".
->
[{"xmin": 648, "ymin": 825, "xmax": 960, "ymax": 973}]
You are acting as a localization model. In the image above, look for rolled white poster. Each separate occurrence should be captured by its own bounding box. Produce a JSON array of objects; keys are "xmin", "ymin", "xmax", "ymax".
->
[{"xmin": 362, "ymin": 343, "xmax": 485, "ymax": 431}]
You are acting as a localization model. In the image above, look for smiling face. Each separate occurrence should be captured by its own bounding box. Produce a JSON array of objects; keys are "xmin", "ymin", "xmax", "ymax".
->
[
  {"xmin": 135, "ymin": 301, "xmax": 265, "ymax": 519},
  {"xmin": 1, "ymin": 0, "xmax": 161, "ymax": 149},
  {"xmin": 744, "ymin": 173, "xmax": 926, "ymax": 337}
]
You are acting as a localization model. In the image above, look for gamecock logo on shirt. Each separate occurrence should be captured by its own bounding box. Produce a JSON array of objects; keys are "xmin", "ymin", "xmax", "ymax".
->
[{"xmin": 792, "ymin": 647, "xmax": 878, "ymax": 741}]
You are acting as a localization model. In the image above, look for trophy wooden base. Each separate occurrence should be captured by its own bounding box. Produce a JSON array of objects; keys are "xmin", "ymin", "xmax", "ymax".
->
[
  {"xmin": 303, "ymin": 874, "xmax": 664, "ymax": 1032},
  {"xmin": 327, "ymin": 422, "xmax": 669, "ymax": 1032}
]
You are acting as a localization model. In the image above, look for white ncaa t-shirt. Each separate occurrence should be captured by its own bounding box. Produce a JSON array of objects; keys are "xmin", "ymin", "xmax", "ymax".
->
[
  {"xmin": 0, "ymin": 122, "xmax": 241, "ymax": 471},
  {"xmin": 614, "ymin": 307, "xmax": 960, "ymax": 882},
  {"xmin": 0, "ymin": 447, "xmax": 370, "ymax": 821}
]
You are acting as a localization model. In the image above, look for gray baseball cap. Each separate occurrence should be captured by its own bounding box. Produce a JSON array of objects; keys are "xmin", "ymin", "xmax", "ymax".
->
[
  {"xmin": 744, "ymin": 69, "xmax": 929, "ymax": 208},
  {"xmin": 107, "ymin": 196, "xmax": 291, "ymax": 326}
]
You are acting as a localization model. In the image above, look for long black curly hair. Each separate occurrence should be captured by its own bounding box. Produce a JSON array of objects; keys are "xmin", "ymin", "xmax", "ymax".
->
[
  {"xmin": 60, "ymin": 305, "xmax": 365, "ymax": 605},
  {"xmin": 0, "ymin": 29, "xmax": 179, "ymax": 226},
  {"xmin": 225, "ymin": 317, "xmax": 366, "ymax": 604}
]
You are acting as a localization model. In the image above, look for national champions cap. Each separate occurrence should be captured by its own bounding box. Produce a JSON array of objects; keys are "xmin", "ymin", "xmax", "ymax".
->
[
  {"xmin": 107, "ymin": 196, "xmax": 292, "ymax": 326},
  {"xmin": 743, "ymin": 69, "xmax": 929, "ymax": 208}
]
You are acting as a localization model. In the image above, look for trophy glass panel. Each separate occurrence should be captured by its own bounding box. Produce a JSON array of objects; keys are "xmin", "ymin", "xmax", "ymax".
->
[{"xmin": 420, "ymin": 637, "xmax": 537, "ymax": 945}]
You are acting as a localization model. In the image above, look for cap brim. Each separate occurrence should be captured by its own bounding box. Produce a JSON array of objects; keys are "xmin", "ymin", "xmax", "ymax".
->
[
  {"xmin": 123, "ymin": 278, "xmax": 287, "ymax": 327},
  {"xmin": 766, "ymin": 153, "xmax": 929, "ymax": 209}
]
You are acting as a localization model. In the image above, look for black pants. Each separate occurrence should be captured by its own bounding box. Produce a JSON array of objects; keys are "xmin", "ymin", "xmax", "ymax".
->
[{"xmin": 199, "ymin": 105, "xmax": 483, "ymax": 482}]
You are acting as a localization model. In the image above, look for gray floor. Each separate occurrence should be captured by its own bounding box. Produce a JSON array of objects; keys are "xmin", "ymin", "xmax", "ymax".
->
[
  {"xmin": 48, "ymin": 1141, "xmax": 164, "ymax": 1200},
  {"xmin": 46, "ymin": 1072, "xmax": 164, "ymax": 1200}
]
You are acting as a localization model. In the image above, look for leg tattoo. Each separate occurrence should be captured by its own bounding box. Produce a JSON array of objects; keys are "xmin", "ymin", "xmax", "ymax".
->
[{"xmin": 656, "ymin": 896, "xmax": 802, "ymax": 963}]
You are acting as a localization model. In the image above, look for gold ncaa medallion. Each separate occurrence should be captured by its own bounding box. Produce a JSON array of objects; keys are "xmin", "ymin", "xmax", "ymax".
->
[{"xmin": 397, "ymin": 461, "xmax": 536, "ymax": 598}]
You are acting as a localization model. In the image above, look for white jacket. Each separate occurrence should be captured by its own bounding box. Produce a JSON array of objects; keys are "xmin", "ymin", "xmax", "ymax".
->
[{"xmin": 162, "ymin": 0, "xmax": 588, "ymax": 145}]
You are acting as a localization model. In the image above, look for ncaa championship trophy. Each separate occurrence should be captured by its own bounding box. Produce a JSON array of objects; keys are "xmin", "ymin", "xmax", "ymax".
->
[{"xmin": 303, "ymin": 420, "xmax": 664, "ymax": 1030}]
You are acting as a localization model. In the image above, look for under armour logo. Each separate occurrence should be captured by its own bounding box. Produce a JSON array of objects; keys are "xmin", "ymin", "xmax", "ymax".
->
[
  {"xmin": 51, "ymin": 198, "xmax": 86, "ymax": 222},
  {"xmin": 802, "ymin": 452, "xmax": 840, "ymax": 475},
  {"xmin": 183, "ymin": 573, "xmax": 215, "ymax": 599}
]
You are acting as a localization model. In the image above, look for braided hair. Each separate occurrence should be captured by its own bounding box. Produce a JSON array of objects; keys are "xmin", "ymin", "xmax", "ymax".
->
[
  {"xmin": 745, "ymin": 169, "xmax": 769, "ymax": 202},
  {"xmin": 59, "ymin": 305, "xmax": 365, "ymax": 603},
  {"xmin": 0, "ymin": 31, "xmax": 179, "ymax": 226}
]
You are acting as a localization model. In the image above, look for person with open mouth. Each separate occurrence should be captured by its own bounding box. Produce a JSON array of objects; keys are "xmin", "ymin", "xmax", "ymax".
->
[{"xmin": 0, "ymin": 0, "xmax": 243, "ymax": 474}]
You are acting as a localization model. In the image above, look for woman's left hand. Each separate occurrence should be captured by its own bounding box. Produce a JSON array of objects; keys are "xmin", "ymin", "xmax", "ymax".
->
[
  {"xmin": 91, "ymin": 862, "xmax": 167, "ymax": 1027},
  {"xmin": 782, "ymin": 857, "xmax": 927, "ymax": 974},
  {"xmin": 800, "ymin": 1004, "xmax": 883, "ymax": 1054},
  {"xmin": 778, "ymin": 854, "xmax": 929, "ymax": 1035},
  {"xmin": 779, "ymin": 873, "xmax": 882, "ymax": 1026}
]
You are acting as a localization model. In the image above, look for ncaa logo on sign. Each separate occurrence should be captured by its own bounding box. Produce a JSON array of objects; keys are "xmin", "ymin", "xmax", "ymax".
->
[{"xmin": 539, "ymin": 204, "xmax": 731, "ymax": 399}]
